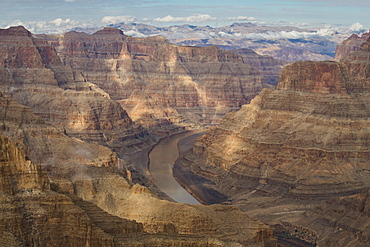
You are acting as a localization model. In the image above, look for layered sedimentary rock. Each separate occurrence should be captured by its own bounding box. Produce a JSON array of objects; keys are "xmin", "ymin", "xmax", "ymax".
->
[
  {"xmin": 0, "ymin": 26, "xmax": 277, "ymax": 246},
  {"xmin": 43, "ymin": 27, "xmax": 265, "ymax": 128},
  {"xmin": 233, "ymin": 48, "xmax": 289, "ymax": 85},
  {"xmin": 340, "ymin": 36, "xmax": 370, "ymax": 92},
  {"xmin": 303, "ymin": 189, "xmax": 370, "ymax": 246},
  {"xmin": 0, "ymin": 26, "xmax": 155, "ymax": 157},
  {"xmin": 0, "ymin": 86, "xmax": 276, "ymax": 246},
  {"xmin": 177, "ymin": 38, "xmax": 370, "ymax": 245},
  {"xmin": 335, "ymin": 32, "xmax": 370, "ymax": 60},
  {"xmin": 0, "ymin": 134, "xmax": 142, "ymax": 246},
  {"xmin": 0, "ymin": 96, "xmax": 276, "ymax": 246}
]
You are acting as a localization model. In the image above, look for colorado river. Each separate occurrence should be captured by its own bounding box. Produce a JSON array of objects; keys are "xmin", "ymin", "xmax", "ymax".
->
[{"xmin": 148, "ymin": 131, "xmax": 204, "ymax": 204}]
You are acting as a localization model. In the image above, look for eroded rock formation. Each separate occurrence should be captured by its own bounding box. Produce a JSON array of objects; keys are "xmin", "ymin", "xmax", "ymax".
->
[
  {"xmin": 43, "ymin": 27, "xmax": 266, "ymax": 128},
  {"xmin": 0, "ymin": 26, "xmax": 155, "ymax": 158},
  {"xmin": 177, "ymin": 35, "xmax": 370, "ymax": 245},
  {"xmin": 0, "ymin": 94, "xmax": 276, "ymax": 246},
  {"xmin": 232, "ymin": 48, "xmax": 289, "ymax": 85},
  {"xmin": 335, "ymin": 32, "xmax": 370, "ymax": 60},
  {"xmin": 0, "ymin": 26, "xmax": 277, "ymax": 246}
]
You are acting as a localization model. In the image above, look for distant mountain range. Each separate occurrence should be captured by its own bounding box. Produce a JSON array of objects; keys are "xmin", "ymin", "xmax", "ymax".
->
[{"xmin": 74, "ymin": 22, "xmax": 367, "ymax": 62}]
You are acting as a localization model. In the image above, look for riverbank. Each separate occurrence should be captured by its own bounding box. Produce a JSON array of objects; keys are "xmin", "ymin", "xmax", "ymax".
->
[
  {"xmin": 173, "ymin": 132, "xmax": 230, "ymax": 205},
  {"xmin": 148, "ymin": 130, "xmax": 206, "ymax": 204}
]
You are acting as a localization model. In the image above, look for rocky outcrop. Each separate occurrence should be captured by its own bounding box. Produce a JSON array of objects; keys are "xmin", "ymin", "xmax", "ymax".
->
[
  {"xmin": 0, "ymin": 26, "xmax": 277, "ymax": 246},
  {"xmin": 233, "ymin": 48, "xmax": 289, "ymax": 85},
  {"xmin": 303, "ymin": 189, "xmax": 370, "ymax": 247},
  {"xmin": 44, "ymin": 27, "xmax": 266, "ymax": 128},
  {"xmin": 177, "ymin": 46, "xmax": 370, "ymax": 245},
  {"xmin": 72, "ymin": 171, "xmax": 276, "ymax": 246},
  {"xmin": 0, "ymin": 26, "xmax": 155, "ymax": 158},
  {"xmin": 0, "ymin": 117, "xmax": 276, "ymax": 246},
  {"xmin": 335, "ymin": 32, "xmax": 370, "ymax": 60},
  {"xmin": 0, "ymin": 133, "xmax": 137, "ymax": 246},
  {"xmin": 340, "ymin": 36, "xmax": 370, "ymax": 92},
  {"xmin": 0, "ymin": 92, "xmax": 120, "ymax": 178}
]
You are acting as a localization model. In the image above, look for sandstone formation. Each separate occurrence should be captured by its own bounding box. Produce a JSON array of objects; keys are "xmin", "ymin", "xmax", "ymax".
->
[
  {"xmin": 0, "ymin": 26, "xmax": 277, "ymax": 246},
  {"xmin": 43, "ymin": 27, "xmax": 265, "ymax": 128},
  {"xmin": 0, "ymin": 26, "xmax": 155, "ymax": 159},
  {"xmin": 1, "ymin": 132, "xmax": 276, "ymax": 246},
  {"xmin": 233, "ymin": 48, "xmax": 289, "ymax": 85},
  {"xmin": 0, "ymin": 95, "xmax": 276, "ymax": 246},
  {"xmin": 340, "ymin": 36, "xmax": 370, "ymax": 92},
  {"xmin": 0, "ymin": 133, "xmax": 142, "ymax": 247},
  {"xmin": 177, "ymin": 36, "xmax": 370, "ymax": 245},
  {"xmin": 335, "ymin": 32, "xmax": 370, "ymax": 60}
]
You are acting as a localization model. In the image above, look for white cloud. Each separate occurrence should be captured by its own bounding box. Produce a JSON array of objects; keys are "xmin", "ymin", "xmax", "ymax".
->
[
  {"xmin": 227, "ymin": 16, "xmax": 256, "ymax": 21},
  {"xmin": 217, "ymin": 28, "xmax": 337, "ymax": 40},
  {"xmin": 153, "ymin": 14, "xmax": 217, "ymax": 23},
  {"xmin": 64, "ymin": 0, "xmax": 75, "ymax": 2},
  {"xmin": 5, "ymin": 18, "xmax": 95, "ymax": 34},
  {"xmin": 50, "ymin": 18, "xmax": 76, "ymax": 27},
  {"xmin": 123, "ymin": 30, "xmax": 147, "ymax": 38},
  {"xmin": 101, "ymin": 16, "xmax": 137, "ymax": 25},
  {"xmin": 349, "ymin": 22, "xmax": 364, "ymax": 32}
]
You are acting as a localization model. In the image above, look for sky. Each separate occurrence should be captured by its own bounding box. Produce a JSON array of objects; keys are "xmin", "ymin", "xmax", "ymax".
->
[{"xmin": 0, "ymin": 0, "xmax": 369, "ymax": 34}]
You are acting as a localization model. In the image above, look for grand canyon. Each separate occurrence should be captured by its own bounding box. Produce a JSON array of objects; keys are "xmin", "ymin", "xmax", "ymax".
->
[{"xmin": 0, "ymin": 23, "xmax": 370, "ymax": 247}]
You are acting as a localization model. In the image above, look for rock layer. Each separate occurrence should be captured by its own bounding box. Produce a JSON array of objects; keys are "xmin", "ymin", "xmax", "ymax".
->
[
  {"xmin": 44, "ymin": 27, "xmax": 266, "ymax": 128},
  {"xmin": 233, "ymin": 48, "xmax": 289, "ymax": 85},
  {"xmin": 0, "ymin": 26, "xmax": 277, "ymax": 246},
  {"xmin": 335, "ymin": 32, "xmax": 370, "ymax": 60},
  {"xmin": 0, "ymin": 26, "xmax": 155, "ymax": 158},
  {"xmin": 177, "ymin": 36, "xmax": 370, "ymax": 245},
  {"xmin": 0, "ymin": 114, "xmax": 276, "ymax": 246}
]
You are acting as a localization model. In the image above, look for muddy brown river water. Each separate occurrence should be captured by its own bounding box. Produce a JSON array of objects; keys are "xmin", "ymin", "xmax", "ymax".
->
[{"xmin": 148, "ymin": 131, "xmax": 204, "ymax": 204}]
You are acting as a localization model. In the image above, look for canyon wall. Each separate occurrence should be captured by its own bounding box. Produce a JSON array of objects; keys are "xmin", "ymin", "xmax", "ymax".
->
[
  {"xmin": 335, "ymin": 32, "xmax": 369, "ymax": 60},
  {"xmin": 0, "ymin": 26, "xmax": 277, "ymax": 246},
  {"xmin": 0, "ymin": 94, "xmax": 276, "ymax": 246},
  {"xmin": 232, "ymin": 48, "xmax": 289, "ymax": 85},
  {"xmin": 177, "ymin": 36, "xmax": 370, "ymax": 245},
  {"xmin": 0, "ymin": 26, "xmax": 155, "ymax": 158},
  {"xmin": 43, "ymin": 27, "xmax": 266, "ymax": 129}
]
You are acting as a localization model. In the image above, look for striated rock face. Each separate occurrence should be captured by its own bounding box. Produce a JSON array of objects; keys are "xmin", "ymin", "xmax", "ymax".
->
[
  {"xmin": 0, "ymin": 26, "xmax": 277, "ymax": 246},
  {"xmin": 232, "ymin": 48, "xmax": 289, "ymax": 85},
  {"xmin": 303, "ymin": 189, "xmax": 370, "ymax": 246},
  {"xmin": 45, "ymin": 27, "xmax": 266, "ymax": 128},
  {"xmin": 0, "ymin": 91, "xmax": 123, "ymax": 186},
  {"xmin": 72, "ymin": 171, "xmax": 276, "ymax": 246},
  {"xmin": 0, "ymin": 134, "xmax": 140, "ymax": 247},
  {"xmin": 277, "ymin": 60, "xmax": 349, "ymax": 93},
  {"xmin": 0, "ymin": 26, "xmax": 155, "ymax": 158},
  {"xmin": 177, "ymin": 47, "xmax": 370, "ymax": 245},
  {"xmin": 0, "ymin": 113, "xmax": 275, "ymax": 246},
  {"xmin": 0, "ymin": 135, "xmax": 50, "ymax": 195},
  {"xmin": 335, "ymin": 32, "xmax": 370, "ymax": 60},
  {"xmin": 340, "ymin": 36, "xmax": 370, "ymax": 92}
]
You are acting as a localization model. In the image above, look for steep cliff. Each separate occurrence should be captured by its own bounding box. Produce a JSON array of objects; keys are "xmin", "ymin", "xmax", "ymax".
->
[
  {"xmin": 0, "ymin": 26, "xmax": 155, "ymax": 158},
  {"xmin": 335, "ymin": 32, "xmax": 370, "ymax": 60},
  {"xmin": 44, "ymin": 27, "xmax": 266, "ymax": 129},
  {"xmin": 0, "ymin": 134, "xmax": 140, "ymax": 247},
  {"xmin": 177, "ymin": 43, "xmax": 370, "ymax": 245},
  {"xmin": 0, "ymin": 26, "xmax": 277, "ymax": 246},
  {"xmin": 232, "ymin": 48, "xmax": 289, "ymax": 85},
  {"xmin": 340, "ymin": 36, "xmax": 370, "ymax": 92},
  {"xmin": 0, "ymin": 96, "xmax": 276, "ymax": 246}
]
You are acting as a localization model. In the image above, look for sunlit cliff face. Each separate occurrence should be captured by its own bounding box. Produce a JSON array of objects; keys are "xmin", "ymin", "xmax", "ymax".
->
[{"xmin": 50, "ymin": 28, "xmax": 266, "ymax": 129}]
